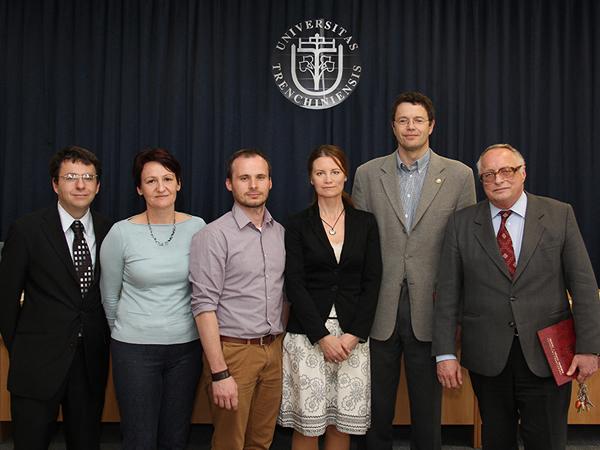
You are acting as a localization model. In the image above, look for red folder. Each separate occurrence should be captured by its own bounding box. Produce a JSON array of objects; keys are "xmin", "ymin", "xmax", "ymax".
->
[{"xmin": 537, "ymin": 317, "xmax": 577, "ymax": 386}]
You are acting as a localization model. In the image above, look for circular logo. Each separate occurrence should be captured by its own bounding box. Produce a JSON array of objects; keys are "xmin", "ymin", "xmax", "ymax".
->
[{"xmin": 271, "ymin": 19, "xmax": 362, "ymax": 110}]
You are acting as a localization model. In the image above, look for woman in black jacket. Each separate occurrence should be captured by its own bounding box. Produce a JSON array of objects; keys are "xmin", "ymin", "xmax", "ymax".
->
[{"xmin": 277, "ymin": 145, "xmax": 382, "ymax": 450}]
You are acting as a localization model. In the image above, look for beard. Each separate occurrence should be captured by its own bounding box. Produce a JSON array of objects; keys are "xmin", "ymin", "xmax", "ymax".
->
[{"xmin": 234, "ymin": 191, "xmax": 268, "ymax": 209}]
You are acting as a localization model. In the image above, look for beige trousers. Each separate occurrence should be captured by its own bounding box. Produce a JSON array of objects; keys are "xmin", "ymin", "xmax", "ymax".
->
[{"xmin": 203, "ymin": 335, "xmax": 283, "ymax": 450}]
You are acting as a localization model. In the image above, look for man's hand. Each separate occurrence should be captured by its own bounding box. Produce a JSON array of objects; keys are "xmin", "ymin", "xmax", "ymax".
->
[
  {"xmin": 437, "ymin": 359, "xmax": 463, "ymax": 389},
  {"xmin": 318, "ymin": 335, "xmax": 349, "ymax": 363},
  {"xmin": 567, "ymin": 354, "xmax": 599, "ymax": 383},
  {"xmin": 211, "ymin": 376, "xmax": 238, "ymax": 410}
]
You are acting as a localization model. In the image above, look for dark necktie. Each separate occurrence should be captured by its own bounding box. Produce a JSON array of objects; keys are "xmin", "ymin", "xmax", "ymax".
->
[
  {"xmin": 497, "ymin": 210, "xmax": 516, "ymax": 277},
  {"xmin": 71, "ymin": 220, "xmax": 94, "ymax": 296}
]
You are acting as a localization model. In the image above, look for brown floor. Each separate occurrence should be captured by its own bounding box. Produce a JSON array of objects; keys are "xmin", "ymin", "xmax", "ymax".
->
[{"xmin": 0, "ymin": 424, "xmax": 599, "ymax": 449}]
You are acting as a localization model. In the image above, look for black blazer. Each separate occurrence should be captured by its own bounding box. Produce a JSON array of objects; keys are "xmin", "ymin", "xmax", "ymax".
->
[
  {"xmin": 0, "ymin": 206, "xmax": 112, "ymax": 400},
  {"xmin": 285, "ymin": 203, "xmax": 382, "ymax": 344}
]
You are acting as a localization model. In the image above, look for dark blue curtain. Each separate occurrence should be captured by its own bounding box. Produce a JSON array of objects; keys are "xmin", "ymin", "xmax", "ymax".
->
[{"xmin": 1, "ymin": 0, "xmax": 599, "ymax": 274}]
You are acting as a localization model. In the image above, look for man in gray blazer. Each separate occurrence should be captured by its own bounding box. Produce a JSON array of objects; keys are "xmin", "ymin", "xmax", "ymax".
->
[
  {"xmin": 353, "ymin": 92, "xmax": 476, "ymax": 450},
  {"xmin": 433, "ymin": 144, "xmax": 600, "ymax": 450}
]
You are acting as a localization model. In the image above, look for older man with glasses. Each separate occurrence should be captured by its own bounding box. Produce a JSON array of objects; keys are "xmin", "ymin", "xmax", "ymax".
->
[{"xmin": 433, "ymin": 143, "xmax": 600, "ymax": 450}]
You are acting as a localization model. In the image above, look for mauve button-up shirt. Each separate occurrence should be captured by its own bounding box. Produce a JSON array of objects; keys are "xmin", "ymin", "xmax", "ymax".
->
[{"xmin": 189, "ymin": 203, "xmax": 285, "ymax": 338}]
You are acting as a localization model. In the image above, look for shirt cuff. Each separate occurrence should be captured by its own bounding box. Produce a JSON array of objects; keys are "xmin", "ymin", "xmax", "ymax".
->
[
  {"xmin": 436, "ymin": 354, "xmax": 457, "ymax": 363},
  {"xmin": 191, "ymin": 302, "xmax": 218, "ymax": 317}
]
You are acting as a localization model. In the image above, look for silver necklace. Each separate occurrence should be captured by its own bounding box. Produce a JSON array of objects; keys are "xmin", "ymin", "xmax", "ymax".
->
[
  {"xmin": 146, "ymin": 211, "xmax": 176, "ymax": 246},
  {"xmin": 320, "ymin": 209, "xmax": 345, "ymax": 235}
]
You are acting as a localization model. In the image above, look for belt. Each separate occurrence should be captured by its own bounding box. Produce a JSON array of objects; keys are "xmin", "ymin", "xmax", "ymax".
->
[{"xmin": 220, "ymin": 334, "xmax": 279, "ymax": 346}]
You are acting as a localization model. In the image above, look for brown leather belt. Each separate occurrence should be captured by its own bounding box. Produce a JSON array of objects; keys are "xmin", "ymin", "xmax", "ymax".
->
[{"xmin": 220, "ymin": 334, "xmax": 279, "ymax": 346}]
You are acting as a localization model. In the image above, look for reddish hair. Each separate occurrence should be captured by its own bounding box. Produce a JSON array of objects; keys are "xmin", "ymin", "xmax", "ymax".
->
[
  {"xmin": 307, "ymin": 144, "xmax": 353, "ymax": 206},
  {"xmin": 132, "ymin": 148, "xmax": 182, "ymax": 187}
]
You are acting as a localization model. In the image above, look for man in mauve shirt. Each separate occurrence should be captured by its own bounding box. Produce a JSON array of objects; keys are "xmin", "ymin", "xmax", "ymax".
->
[{"xmin": 189, "ymin": 149, "xmax": 286, "ymax": 450}]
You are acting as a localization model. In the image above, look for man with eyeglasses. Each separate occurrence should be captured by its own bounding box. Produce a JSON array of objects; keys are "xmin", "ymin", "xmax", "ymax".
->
[
  {"xmin": 353, "ymin": 91, "xmax": 476, "ymax": 450},
  {"xmin": 0, "ymin": 146, "xmax": 112, "ymax": 449},
  {"xmin": 433, "ymin": 144, "xmax": 600, "ymax": 449}
]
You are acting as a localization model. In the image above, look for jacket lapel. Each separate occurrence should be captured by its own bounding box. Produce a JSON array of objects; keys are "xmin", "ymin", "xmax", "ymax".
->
[
  {"xmin": 512, "ymin": 193, "xmax": 545, "ymax": 283},
  {"xmin": 412, "ymin": 151, "xmax": 445, "ymax": 229},
  {"xmin": 472, "ymin": 202, "xmax": 513, "ymax": 281},
  {"xmin": 308, "ymin": 204, "xmax": 337, "ymax": 263},
  {"xmin": 378, "ymin": 153, "xmax": 407, "ymax": 229},
  {"xmin": 339, "ymin": 206, "xmax": 358, "ymax": 264},
  {"xmin": 91, "ymin": 211, "xmax": 109, "ymax": 281},
  {"xmin": 41, "ymin": 207, "xmax": 79, "ymax": 284}
]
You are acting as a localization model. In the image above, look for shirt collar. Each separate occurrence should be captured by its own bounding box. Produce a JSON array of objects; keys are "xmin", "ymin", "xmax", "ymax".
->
[
  {"xmin": 57, "ymin": 202, "xmax": 93, "ymax": 234},
  {"xmin": 231, "ymin": 202, "xmax": 273, "ymax": 230},
  {"xmin": 489, "ymin": 191, "xmax": 528, "ymax": 220},
  {"xmin": 396, "ymin": 148, "xmax": 431, "ymax": 174}
]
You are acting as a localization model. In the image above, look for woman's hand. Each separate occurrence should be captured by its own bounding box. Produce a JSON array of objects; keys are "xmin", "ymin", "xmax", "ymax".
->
[
  {"xmin": 318, "ymin": 334, "xmax": 349, "ymax": 363},
  {"xmin": 339, "ymin": 333, "xmax": 359, "ymax": 354}
]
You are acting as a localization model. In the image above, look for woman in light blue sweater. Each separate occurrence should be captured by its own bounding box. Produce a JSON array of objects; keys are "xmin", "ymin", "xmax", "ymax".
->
[{"xmin": 100, "ymin": 148, "xmax": 205, "ymax": 449}]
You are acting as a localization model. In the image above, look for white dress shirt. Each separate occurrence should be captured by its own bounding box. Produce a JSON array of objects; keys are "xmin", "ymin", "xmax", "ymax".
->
[
  {"xmin": 490, "ymin": 191, "xmax": 527, "ymax": 262},
  {"xmin": 57, "ymin": 202, "xmax": 97, "ymax": 267}
]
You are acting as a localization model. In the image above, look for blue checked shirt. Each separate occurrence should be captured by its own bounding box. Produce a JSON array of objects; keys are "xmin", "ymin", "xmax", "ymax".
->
[{"xmin": 396, "ymin": 149, "xmax": 431, "ymax": 233}]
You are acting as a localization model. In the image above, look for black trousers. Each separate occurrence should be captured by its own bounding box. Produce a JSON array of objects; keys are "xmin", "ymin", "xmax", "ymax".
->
[
  {"xmin": 365, "ymin": 283, "xmax": 442, "ymax": 450},
  {"xmin": 111, "ymin": 339, "xmax": 202, "ymax": 450},
  {"xmin": 10, "ymin": 340, "xmax": 105, "ymax": 450},
  {"xmin": 470, "ymin": 337, "xmax": 571, "ymax": 450}
]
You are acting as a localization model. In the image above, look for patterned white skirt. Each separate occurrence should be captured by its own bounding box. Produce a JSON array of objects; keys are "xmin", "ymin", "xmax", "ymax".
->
[{"xmin": 277, "ymin": 307, "xmax": 371, "ymax": 436}]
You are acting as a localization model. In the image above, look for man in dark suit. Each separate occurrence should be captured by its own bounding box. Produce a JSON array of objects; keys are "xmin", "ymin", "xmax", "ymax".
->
[
  {"xmin": 0, "ymin": 146, "xmax": 113, "ymax": 449},
  {"xmin": 353, "ymin": 92, "xmax": 476, "ymax": 450},
  {"xmin": 433, "ymin": 143, "xmax": 600, "ymax": 449}
]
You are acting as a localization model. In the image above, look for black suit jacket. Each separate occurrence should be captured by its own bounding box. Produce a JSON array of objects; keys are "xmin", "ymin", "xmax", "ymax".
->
[
  {"xmin": 0, "ymin": 206, "xmax": 112, "ymax": 400},
  {"xmin": 285, "ymin": 203, "xmax": 382, "ymax": 344}
]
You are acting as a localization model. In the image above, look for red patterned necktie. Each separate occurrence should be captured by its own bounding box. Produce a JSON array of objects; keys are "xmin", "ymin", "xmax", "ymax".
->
[{"xmin": 497, "ymin": 211, "xmax": 516, "ymax": 277}]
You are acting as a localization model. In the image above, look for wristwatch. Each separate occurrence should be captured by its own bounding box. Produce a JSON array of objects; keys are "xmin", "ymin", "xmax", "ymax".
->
[{"xmin": 211, "ymin": 368, "xmax": 231, "ymax": 382}]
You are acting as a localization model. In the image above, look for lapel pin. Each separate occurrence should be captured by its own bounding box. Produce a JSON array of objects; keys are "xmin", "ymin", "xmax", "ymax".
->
[{"xmin": 435, "ymin": 178, "xmax": 442, "ymax": 184}]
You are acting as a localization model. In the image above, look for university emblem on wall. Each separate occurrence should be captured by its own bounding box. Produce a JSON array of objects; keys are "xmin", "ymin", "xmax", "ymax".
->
[{"xmin": 271, "ymin": 19, "xmax": 362, "ymax": 110}]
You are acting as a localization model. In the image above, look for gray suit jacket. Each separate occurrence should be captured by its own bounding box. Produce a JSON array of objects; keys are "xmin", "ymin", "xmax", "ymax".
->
[
  {"xmin": 432, "ymin": 194, "xmax": 600, "ymax": 377},
  {"xmin": 353, "ymin": 150, "xmax": 476, "ymax": 341}
]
